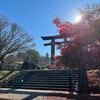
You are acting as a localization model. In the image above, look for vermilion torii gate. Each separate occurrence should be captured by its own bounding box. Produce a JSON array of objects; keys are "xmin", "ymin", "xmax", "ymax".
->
[{"xmin": 41, "ymin": 35, "xmax": 67, "ymax": 64}]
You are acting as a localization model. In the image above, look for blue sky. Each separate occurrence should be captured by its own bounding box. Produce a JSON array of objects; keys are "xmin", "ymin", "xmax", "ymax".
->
[{"xmin": 0, "ymin": 0, "xmax": 99, "ymax": 56}]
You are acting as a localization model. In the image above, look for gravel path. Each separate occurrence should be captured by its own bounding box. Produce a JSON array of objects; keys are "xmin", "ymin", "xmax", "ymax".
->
[{"xmin": 0, "ymin": 88, "xmax": 100, "ymax": 100}]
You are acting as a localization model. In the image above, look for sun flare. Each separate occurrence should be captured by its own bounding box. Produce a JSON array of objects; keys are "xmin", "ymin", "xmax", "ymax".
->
[{"xmin": 75, "ymin": 15, "xmax": 82, "ymax": 23}]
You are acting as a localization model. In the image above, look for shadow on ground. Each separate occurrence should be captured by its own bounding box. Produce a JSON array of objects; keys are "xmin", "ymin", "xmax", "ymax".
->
[{"xmin": 0, "ymin": 89, "xmax": 100, "ymax": 100}]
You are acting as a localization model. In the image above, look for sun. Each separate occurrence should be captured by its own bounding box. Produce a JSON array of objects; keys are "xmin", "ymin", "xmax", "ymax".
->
[{"xmin": 75, "ymin": 15, "xmax": 82, "ymax": 23}]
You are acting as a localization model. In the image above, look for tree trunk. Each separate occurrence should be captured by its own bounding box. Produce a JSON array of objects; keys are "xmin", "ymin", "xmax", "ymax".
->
[{"xmin": 0, "ymin": 58, "xmax": 4, "ymax": 70}]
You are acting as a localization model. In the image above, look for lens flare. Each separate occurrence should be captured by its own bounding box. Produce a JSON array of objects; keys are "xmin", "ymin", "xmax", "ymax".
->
[{"xmin": 75, "ymin": 15, "xmax": 82, "ymax": 23}]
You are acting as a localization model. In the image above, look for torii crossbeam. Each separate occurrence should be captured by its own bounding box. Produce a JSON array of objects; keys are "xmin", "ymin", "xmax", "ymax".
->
[{"xmin": 41, "ymin": 35, "xmax": 68, "ymax": 64}]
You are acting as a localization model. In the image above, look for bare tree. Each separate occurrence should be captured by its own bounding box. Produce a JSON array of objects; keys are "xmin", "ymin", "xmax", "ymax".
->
[{"xmin": 0, "ymin": 15, "xmax": 34, "ymax": 63}]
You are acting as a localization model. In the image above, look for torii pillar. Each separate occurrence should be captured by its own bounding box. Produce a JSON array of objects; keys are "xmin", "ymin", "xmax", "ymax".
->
[
  {"xmin": 41, "ymin": 35, "xmax": 68, "ymax": 64},
  {"xmin": 41, "ymin": 35, "xmax": 60, "ymax": 64},
  {"xmin": 50, "ymin": 38, "xmax": 55, "ymax": 64}
]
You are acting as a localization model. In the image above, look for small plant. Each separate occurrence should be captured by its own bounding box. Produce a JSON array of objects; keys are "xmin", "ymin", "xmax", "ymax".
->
[{"xmin": 87, "ymin": 69, "xmax": 100, "ymax": 93}]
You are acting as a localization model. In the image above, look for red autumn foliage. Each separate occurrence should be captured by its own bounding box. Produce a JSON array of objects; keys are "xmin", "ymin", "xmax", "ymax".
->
[
  {"xmin": 53, "ymin": 18, "xmax": 74, "ymax": 38},
  {"xmin": 53, "ymin": 16, "xmax": 100, "ymax": 68}
]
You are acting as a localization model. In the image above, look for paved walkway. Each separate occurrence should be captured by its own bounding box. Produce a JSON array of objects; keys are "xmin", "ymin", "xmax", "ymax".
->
[{"xmin": 0, "ymin": 88, "xmax": 100, "ymax": 100}]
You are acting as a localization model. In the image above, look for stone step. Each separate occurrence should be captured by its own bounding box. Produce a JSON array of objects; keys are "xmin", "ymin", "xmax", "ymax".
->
[
  {"xmin": 29, "ymin": 74, "xmax": 71, "ymax": 76},
  {"xmin": 8, "ymin": 80, "xmax": 78, "ymax": 85},
  {"xmin": 28, "ymin": 77, "xmax": 71, "ymax": 80},
  {"xmin": 3, "ymin": 70, "xmax": 78, "ymax": 91},
  {"xmin": 6, "ymin": 84, "xmax": 77, "ymax": 90},
  {"xmin": 9, "ymin": 80, "xmax": 78, "ymax": 84},
  {"xmin": 7, "ymin": 83, "xmax": 73, "ymax": 87},
  {"xmin": 8, "ymin": 81, "xmax": 77, "ymax": 85},
  {"xmin": 26, "ymin": 79, "xmax": 71, "ymax": 82},
  {"xmin": 5, "ymin": 85, "xmax": 75, "ymax": 91},
  {"xmin": 29, "ymin": 76, "xmax": 78, "ymax": 79}
]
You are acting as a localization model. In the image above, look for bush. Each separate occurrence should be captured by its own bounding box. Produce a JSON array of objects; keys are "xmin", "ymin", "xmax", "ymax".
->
[{"xmin": 87, "ymin": 69, "xmax": 100, "ymax": 93}]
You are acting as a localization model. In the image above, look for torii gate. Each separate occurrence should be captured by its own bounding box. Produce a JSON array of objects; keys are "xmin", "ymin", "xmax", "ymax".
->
[{"xmin": 41, "ymin": 35, "xmax": 67, "ymax": 64}]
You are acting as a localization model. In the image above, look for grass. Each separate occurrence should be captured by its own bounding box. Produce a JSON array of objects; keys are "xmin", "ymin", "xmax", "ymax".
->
[
  {"xmin": 0, "ymin": 70, "xmax": 20, "ymax": 87},
  {"xmin": 0, "ymin": 71, "xmax": 11, "ymax": 79}
]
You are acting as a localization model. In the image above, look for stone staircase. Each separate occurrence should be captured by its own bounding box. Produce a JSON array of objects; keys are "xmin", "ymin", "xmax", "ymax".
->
[{"xmin": 4, "ymin": 70, "xmax": 78, "ymax": 91}]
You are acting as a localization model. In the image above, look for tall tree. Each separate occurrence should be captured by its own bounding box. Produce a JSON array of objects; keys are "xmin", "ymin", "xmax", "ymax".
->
[
  {"xmin": 78, "ymin": 4, "xmax": 100, "ymax": 43},
  {"xmin": 53, "ymin": 4, "xmax": 100, "ymax": 68},
  {"xmin": 25, "ymin": 49, "xmax": 41, "ymax": 69},
  {"xmin": 44, "ymin": 53, "xmax": 50, "ymax": 65},
  {"xmin": 0, "ymin": 15, "xmax": 34, "ymax": 63}
]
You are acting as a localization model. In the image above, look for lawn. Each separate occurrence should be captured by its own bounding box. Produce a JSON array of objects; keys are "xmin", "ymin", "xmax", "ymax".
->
[
  {"xmin": 0, "ymin": 70, "xmax": 20, "ymax": 87},
  {"xmin": 0, "ymin": 71, "xmax": 11, "ymax": 79}
]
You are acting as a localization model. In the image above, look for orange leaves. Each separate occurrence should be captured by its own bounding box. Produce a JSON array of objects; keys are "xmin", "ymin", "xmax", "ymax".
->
[{"xmin": 53, "ymin": 18, "xmax": 73, "ymax": 37}]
